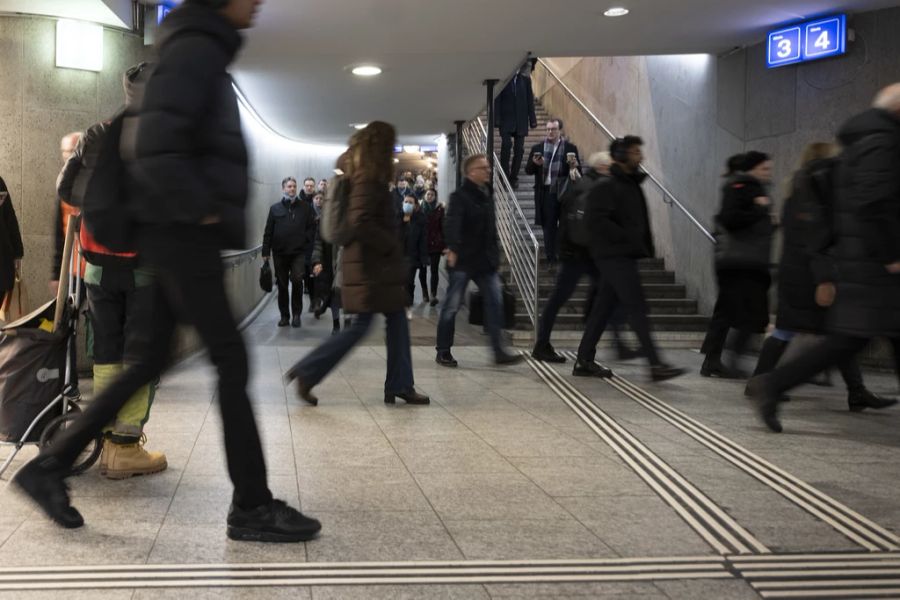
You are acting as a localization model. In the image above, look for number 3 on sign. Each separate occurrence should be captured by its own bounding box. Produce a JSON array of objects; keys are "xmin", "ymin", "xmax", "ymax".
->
[{"xmin": 777, "ymin": 38, "xmax": 792, "ymax": 58}]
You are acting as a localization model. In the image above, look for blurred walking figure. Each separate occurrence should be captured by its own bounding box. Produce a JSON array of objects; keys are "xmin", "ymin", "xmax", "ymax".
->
[
  {"xmin": 700, "ymin": 152, "xmax": 776, "ymax": 378},
  {"xmin": 0, "ymin": 175, "xmax": 23, "ymax": 321},
  {"xmin": 422, "ymin": 189, "xmax": 446, "ymax": 307},
  {"xmin": 494, "ymin": 61, "xmax": 537, "ymax": 189},
  {"xmin": 286, "ymin": 122, "xmax": 429, "ymax": 407},
  {"xmin": 14, "ymin": 0, "xmax": 322, "ymax": 544},
  {"xmin": 748, "ymin": 84, "xmax": 900, "ymax": 432},
  {"xmin": 747, "ymin": 142, "xmax": 896, "ymax": 411},
  {"xmin": 401, "ymin": 195, "xmax": 428, "ymax": 315}
]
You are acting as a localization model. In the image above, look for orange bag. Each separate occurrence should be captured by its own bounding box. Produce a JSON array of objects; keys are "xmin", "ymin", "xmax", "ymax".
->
[{"xmin": 0, "ymin": 272, "xmax": 29, "ymax": 323}]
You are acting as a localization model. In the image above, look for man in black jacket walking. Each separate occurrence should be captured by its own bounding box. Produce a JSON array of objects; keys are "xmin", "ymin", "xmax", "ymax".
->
[
  {"xmin": 575, "ymin": 136, "xmax": 684, "ymax": 382},
  {"xmin": 748, "ymin": 83, "xmax": 900, "ymax": 433},
  {"xmin": 14, "ymin": 0, "xmax": 322, "ymax": 543},
  {"xmin": 263, "ymin": 176, "xmax": 317, "ymax": 327},
  {"xmin": 435, "ymin": 155, "xmax": 522, "ymax": 368},
  {"xmin": 494, "ymin": 62, "xmax": 537, "ymax": 188}
]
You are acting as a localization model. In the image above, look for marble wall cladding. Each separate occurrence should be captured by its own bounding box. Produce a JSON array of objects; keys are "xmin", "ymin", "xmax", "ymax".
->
[{"xmin": 534, "ymin": 5, "xmax": 900, "ymax": 314}]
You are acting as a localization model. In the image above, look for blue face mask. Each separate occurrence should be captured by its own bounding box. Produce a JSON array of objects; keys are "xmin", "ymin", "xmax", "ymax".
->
[{"xmin": 402, "ymin": 203, "xmax": 414, "ymax": 215}]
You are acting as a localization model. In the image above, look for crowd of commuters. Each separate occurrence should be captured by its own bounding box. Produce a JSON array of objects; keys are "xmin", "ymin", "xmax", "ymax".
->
[{"xmin": 3, "ymin": 0, "xmax": 898, "ymax": 550}]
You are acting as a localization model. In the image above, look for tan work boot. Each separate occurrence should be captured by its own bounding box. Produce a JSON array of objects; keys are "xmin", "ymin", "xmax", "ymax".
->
[{"xmin": 100, "ymin": 435, "xmax": 168, "ymax": 480}]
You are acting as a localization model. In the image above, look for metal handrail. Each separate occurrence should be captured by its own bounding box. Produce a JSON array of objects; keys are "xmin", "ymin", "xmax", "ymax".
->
[
  {"xmin": 536, "ymin": 58, "xmax": 717, "ymax": 244},
  {"xmin": 462, "ymin": 117, "xmax": 540, "ymax": 338}
]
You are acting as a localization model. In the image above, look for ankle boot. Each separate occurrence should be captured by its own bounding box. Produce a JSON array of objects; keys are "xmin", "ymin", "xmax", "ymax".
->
[
  {"xmin": 700, "ymin": 355, "xmax": 738, "ymax": 378},
  {"xmin": 100, "ymin": 436, "xmax": 167, "ymax": 480},
  {"xmin": 332, "ymin": 319, "xmax": 340, "ymax": 335}
]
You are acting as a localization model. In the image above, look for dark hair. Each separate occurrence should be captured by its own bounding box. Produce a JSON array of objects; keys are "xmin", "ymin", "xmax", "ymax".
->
[
  {"xmin": 610, "ymin": 135, "xmax": 643, "ymax": 161},
  {"xmin": 547, "ymin": 118, "xmax": 564, "ymax": 131},
  {"xmin": 281, "ymin": 176, "xmax": 297, "ymax": 188},
  {"xmin": 303, "ymin": 177, "xmax": 316, "ymax": 185},
  {"xmin": 741, "ymin": 151, "xmax": 771, "ymax": 172},
  {"xmin": 724, "ymin": 153, "xmax": 745, "ymax": 177},
  {"xmin": 463, "ymin": 153, "xmax": 488, "ymax": 174},
  {"xmin": 349, "ymin": 121, "xmax": 396, "ymax": 183}
]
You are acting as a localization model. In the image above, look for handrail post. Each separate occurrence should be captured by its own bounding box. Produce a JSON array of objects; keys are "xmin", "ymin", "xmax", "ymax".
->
[
  {"xmin": 454, "ymin": 120, "xmax": 465, "ymax": 189},
  {"xmin": 484, "ymin": 79, "xmax": 499, "ymax": 179}
]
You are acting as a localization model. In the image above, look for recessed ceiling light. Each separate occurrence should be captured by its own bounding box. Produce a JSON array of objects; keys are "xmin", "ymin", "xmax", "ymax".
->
[
  {"xmin": 352, "ymin": 65, "xmax": 382, "ymax": 77},
  {"xmin": 350, "ymin": 123, "xmax": 368, "ymax": 130},
  {"xmin": 604, "ymin": 7, "xmax": 629, "ymax": 17}
]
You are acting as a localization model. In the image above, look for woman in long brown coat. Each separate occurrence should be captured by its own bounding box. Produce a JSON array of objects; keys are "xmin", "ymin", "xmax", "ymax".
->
[{"xmin": 286, "ymin": 122, "xmax": 429, "ymax": 406}]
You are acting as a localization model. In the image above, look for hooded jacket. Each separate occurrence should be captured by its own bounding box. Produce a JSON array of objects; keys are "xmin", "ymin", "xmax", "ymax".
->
[
  {"xmin": 585, "ymin": 163, "xmax": 655, "ymax": 260},
  {"xmin": 127, "ymin": 3, "xmax": 248, "ymax": 248}
]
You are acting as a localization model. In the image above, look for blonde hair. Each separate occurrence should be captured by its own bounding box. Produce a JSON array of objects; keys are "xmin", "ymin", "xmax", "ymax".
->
[
  {"xmin": 782, "ymin": 142, "xmax": 839, "ymax": 198},
  {"xmin": 348, "ymin": 121, "xmax": 396, "ymax": 183}
]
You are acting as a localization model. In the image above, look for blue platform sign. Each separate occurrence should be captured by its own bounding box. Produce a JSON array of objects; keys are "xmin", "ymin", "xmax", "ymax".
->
[{"xmin": 766, "ymin": 14, "xmax": 847, "ymax": 68}]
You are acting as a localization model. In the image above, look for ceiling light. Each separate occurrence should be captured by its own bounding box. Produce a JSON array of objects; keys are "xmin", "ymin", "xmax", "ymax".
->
[
  {"xmin": 604, "ymin": 7, "xmax": 629, "ymax": 17},
  {"xmin": 403, "ymin": 145, "xmax": 420, "ymax": 154},
  {"xmin": 393, "ymin": 158, "xmax": 399, "ymax": 164},
  {"xmin": 352, "ymin": 65, "xmax": 382, "ymax": 77},
  {"xmin": 350, "ymin": 123, "xmax": 368, "ymax": 130}
]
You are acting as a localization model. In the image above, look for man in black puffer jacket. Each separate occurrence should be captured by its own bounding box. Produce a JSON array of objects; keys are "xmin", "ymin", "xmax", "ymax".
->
[
  {"xmin": 749, "ymin": 83, "xmax": 900, "ymax": 433},
  {"xmin": 14, "ymin": 0, "xmax": 322, "ymax": 543}
]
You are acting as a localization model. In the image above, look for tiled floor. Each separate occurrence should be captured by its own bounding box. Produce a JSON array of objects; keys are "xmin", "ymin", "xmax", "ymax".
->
[{"xmin": 1, "ymin": 294, "xmax": 898, "ymax": 599}]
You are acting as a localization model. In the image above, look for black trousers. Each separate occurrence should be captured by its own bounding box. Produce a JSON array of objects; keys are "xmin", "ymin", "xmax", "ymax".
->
[
  {"xmin": 85, "ymin": 264, "xmax": 153, "ymax": 364},
  {"xmin": 702, "ymin": 269, "xmax": 770, "ymax": 357},
  {"xmin": 407, "ymin": 263, "xmax": 427, "ymax": 304},
  {"xmin": 42, "ymin": 225, "xmax": 272, "ymax": 510},
  {"xmin": 764, "ymin": 335, "xmax": 870, "ymax": 396},
  {"xmin": 500, "ymin": 132, "xmax": 525, "ymax": 183},
  {"xmin": 577, "ymin": 257, "xmax": 661, "ymax": 366},
  {"xmin": 537, "ymin": 259, "xmax": 598, "ymax": 346},
  {"xmin": 541, "ymin": 188, "xmax": 560, "ymax": 263},
  {"xmin": 273, "ymin": 253, "xmax": 305, "ymax": 318},
  {"xmin": 428, "ymin": 252, "xmax": 442, "ymax": 298}
]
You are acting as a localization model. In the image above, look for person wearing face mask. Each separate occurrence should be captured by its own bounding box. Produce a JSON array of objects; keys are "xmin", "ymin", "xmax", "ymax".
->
[
  {"xmin": 413, "ymin": 175, "xmax": 427, "ymax": 201},
  {"xmin": 700, "ymin": 152, "xmax": 777, "ymax": 378},
  {"xmin": 422, "ymin": 189, "xmax": 445, "ymax": 307},
  {"xmin": 262, "ymin": 176, "xmax": 318, "ymax": 327},
  {"xmin": 401, "ymin": 195, "xmax": 428, "ymax": 318},
  {"xmin": 393, "ymin": 178, "xmax": 413, "ymax": 220}
]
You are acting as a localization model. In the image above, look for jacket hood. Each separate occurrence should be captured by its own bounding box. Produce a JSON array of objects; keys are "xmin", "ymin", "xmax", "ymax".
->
[
  {"xmin": 157, "ymin": 3, "xmax": 242, "ymax": 59},
  {"xmin": 838, "ymin": 108, "xmax": 900, "ymax": 147}
]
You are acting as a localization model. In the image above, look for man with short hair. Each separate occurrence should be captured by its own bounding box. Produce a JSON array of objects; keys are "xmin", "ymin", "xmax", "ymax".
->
[
  {"xmin": 575, "ymin": 136, "xmax": 684, "ymax": 382},
  {"xmin": 494, "ymin": 61, "xmax": 537, "ymax": 189},
  {"xmin": 435, "ymin": 154, "xmax": 522, "ymax": 368},
  {"xmin": 263, "ymin": 176, "xmax": 318, "ymax": 327},
  {"xmin": 14, "ymin": 0, "xmax": 322, "ymax": 543},
  {"xmin": 525, "ymin": 119, "xmax": 580, "ymax": 265},
  {"xmin": 300, "ymin": 177, "xmax": 316, "ymax": 204},
  {"xmin": 749, "ymin": 83, "xmax": 900, "ymax": 433}
]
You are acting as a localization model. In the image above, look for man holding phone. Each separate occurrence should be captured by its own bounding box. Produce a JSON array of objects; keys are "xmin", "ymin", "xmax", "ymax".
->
[{"xmin": 525, "ymin": 119, "xmax": 581, "ymax": 266}]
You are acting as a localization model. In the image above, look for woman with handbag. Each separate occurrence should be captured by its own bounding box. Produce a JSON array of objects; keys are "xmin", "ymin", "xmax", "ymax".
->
[
  {"xmin": 285, "ymin": 123, "xmax": 429, "ymax": 407},
  {"xmin": 700, "ymin": 152, "xmax": 776, "ymax": 378},
  {"xmin": 0, "ymin": 176, "xmax": 24, "ymax": 322}
]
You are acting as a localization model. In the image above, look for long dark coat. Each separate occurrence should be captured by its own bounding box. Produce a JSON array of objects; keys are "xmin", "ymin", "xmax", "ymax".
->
[
  {"xmin": 493, "ymin": 74, "xmax": 537, "ymax": 136},
  {"xmin": 0, "ymin": 177, "xmax": 24, "ymax": 298},
  {"xmin": 341, "ymin": 173, "xmax": 407, "ymax": 314},
  {"xmin": 828, "ymin": 108, "xmax": 900, "ymax": 338}
]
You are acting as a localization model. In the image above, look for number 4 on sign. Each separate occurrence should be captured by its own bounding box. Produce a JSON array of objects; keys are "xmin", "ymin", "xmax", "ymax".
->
[{"xmin": 815, "ymin": 30, "xmax": 830, "ymax": 50}]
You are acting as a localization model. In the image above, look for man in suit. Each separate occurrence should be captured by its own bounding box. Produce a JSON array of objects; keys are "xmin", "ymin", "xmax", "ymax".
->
[
  {"xmin": 525, "ymin": 118, "xmax": 580, "ymax": 266},
  {"xmin": 494, "ymin": 62, "xmax": 537, "ymax": 189}
]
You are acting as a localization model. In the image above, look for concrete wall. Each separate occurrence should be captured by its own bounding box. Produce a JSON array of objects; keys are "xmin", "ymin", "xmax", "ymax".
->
[{"xmin": 533, "ymin": 5, "xmax": 900, "ymax": 314}]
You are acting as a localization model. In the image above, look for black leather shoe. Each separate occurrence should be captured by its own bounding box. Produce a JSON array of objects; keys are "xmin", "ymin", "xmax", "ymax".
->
[
  {"xmin": 291, "ymin": 315, "xmax": 301, "ymax": 328},
  {"xmin": 700, "ymin": 357, "xmax": 739, "ymax": 379},
  {"xmin": 277, "ymin": 317, "xmax": 290, "ymax": 327},
  {"xmin": 385, "ymin": 389, "xmax": 430, "ymax": 405},
  {"xmin": 495, "ymin": 351, "xmax": 525, "ymax": 366},
  {"xmin": 13, "ymin": 459, "xmax": 84, "ymax": 529},
  {"xmin": 573, "ymin": 360, "xmax": 613, "ymax": 378},
  {"xmin": 848, "ymin": 389, "xmax": 898, "ymax": 413},
  {"xmin": 532, "ymin": 343, "xmax": 566, "ymax": 363},
  {"xmin": 286, "ymin": 372, "xmax": 318, "ymax": 406},
  {"xmin": 435, "ymin": 352, "xmax": 458, "ymax": 368},
  {"xmin": 429, "ymin": 298, "xmax": 439, "ymax": 307},
  {"xmin": 650, "ymin": 364, "xmax": 686, "ymax": 382},
  {"xmin": 746, "ymin": 376, "xmax": 783, "ymax": 433},
  {"xmin": 227, "ymin": 499, "xmax": 321, "ymax": 543}
]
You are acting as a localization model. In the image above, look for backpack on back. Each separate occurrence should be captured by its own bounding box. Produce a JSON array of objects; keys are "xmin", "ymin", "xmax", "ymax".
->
[
  {"xmin": 562, "ymin": 176, "xmax": 605, "ymax": 248},
  {"xmin": 320, "ymin": 170, "xmax": 353, "ymax": 246}
]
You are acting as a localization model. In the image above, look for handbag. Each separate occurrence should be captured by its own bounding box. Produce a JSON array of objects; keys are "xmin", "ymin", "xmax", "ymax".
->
[
  {"xmin": 259, "ymin": 259, "xmax": 273, "ymax": 293},
  {"xmin": 0, "ymin": 273, "xmax": 29, "ymax": 323},
  {"xmin": 468, "ymin": 281, "xmax": 516, "ymax": 329}
]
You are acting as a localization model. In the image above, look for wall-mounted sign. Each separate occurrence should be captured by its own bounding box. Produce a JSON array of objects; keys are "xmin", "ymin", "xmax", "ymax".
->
[
  {"xmin": 766, "ymin": 14, "xmax": 847, "ymax": 68},
  {"xmin": 157, "ymin": 6, "xmax": 171, "ymax": 25}
]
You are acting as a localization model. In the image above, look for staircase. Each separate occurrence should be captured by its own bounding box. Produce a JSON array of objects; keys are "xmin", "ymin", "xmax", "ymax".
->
[{"xmin": 479, "ymin": 99, "xmax": 708, "ymax": 346}]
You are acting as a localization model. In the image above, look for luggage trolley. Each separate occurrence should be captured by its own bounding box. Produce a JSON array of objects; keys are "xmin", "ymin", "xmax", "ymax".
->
[{"xmin": 0, "ymin": 216, "xmax": 102, "ymax": 479}]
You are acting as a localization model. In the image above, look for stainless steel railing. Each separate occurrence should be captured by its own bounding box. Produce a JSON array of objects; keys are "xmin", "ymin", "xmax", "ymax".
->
[
  {"xmin": 535, "ymin": 58, "xmax": 716, "ymax": 244},
  {"xmin": 462, "ymin": 117, "xmax": 541, "ymax": 337}
]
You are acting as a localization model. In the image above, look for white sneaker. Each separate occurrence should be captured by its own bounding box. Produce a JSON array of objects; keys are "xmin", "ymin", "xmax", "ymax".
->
[{"xmin": 406, "ymin": 309, "xmax": 413, "ymax": 321}]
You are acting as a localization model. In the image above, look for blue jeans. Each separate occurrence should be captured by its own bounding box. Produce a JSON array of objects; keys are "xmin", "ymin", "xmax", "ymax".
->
[
  {"xmin": 287, "ymin": 311, "xmax": 414, "ymax": 393},
  {"xmin": 436, "ymin": 269, "xmax": 504, "ymax": 356}
]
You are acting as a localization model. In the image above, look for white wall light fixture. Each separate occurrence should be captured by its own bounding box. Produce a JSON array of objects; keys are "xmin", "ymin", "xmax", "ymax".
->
[{"xmin": 56, "ymin": 19, "xmax": 104, "ymax": 72}]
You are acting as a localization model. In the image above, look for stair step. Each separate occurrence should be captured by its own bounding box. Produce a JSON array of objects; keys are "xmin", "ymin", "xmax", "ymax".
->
[
  {"xmin": 535, "ymin": 298, "xmax": 699, "ymax": 315},
  {"xmin": 535, "ymin": 282, "xmax": 686, "ymax": 298},
  {"xmin": 512, "ymin": 313, "xmax": 708, "ymax": 331}
]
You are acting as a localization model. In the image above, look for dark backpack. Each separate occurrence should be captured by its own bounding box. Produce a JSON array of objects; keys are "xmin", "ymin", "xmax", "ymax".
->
[
  {"xmin": 71, "ymin": 114, "xmax": 134, "ymax": 254},
  {"xmin": 562, "ymin": 176, "xmax": 605, "ymax": 248}
]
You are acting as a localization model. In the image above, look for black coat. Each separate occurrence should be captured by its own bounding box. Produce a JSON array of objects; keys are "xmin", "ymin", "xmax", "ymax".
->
[
  {"xmin": 262, "ymin": 198, "xmax": 317, "ymax": 258},
  {"xmin": 524, "ymin": 140, "xmax": 580, "ymax": 226},
  {"xmin": 557, "ymin": 169, "xmax": 602, "ymax": 263},
  {"xmin": 0, "ymin": 177, "xmax": 23, "ymax": 297},
  {"xmin": 585, "ymin": 164, "xmax": 655, "ymax": 260},
  {"xmin": 493, "ymin": 74, "xmax": 537, "ymax": 136},
  {"xmin": 713, "ymin": 174, "xmax": 774, "ymax": 272},
  {"xmin": 444, "ymin": 178, "xmax": 500, "ymax": 276},
  {"xmin": 127, "ymin": 4, "xmax": 248, "ymax": 248},
  {"xmin": 828, "ymin": 108, "xmax": 900, "ymax": 338},
  {"xmin": 402, "ymin": 210, "xmax": 428, "ymax": 267},
  {"xmin": 775, "ymin": 159, "xmax": 838, "ymax": 333}
]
